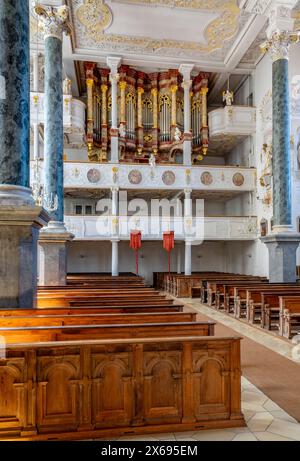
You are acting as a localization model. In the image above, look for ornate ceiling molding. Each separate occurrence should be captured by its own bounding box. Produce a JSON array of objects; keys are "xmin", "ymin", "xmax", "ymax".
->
[{"xmin": 75, "ymin": 0, "xmax": 241, "ymax": 55}]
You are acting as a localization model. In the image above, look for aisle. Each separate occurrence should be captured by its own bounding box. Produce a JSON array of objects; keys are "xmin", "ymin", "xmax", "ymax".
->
[{"xmin": 183, "ymin": 298, "xmax": 300, "ymax": 423}]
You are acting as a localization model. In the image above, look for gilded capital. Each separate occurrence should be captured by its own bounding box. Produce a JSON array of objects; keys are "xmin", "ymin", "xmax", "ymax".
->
[
  {"xmin": 151, "ymin": 88, "xmax": 158, "ymax": 96},
  {"xmin": 261, "ymin": 30, "xmax": 299, "ymax": 61},
  {"xmin": 119, "ymin": 81, "xmax": 127, "ymax": 91},
  {"xmin": 137, "ymin": 87, "xmax": 145, "ymax": 95},
  {"xmin": 200, "ymin": 87, "xmax": 209, "ymax": 95},
  {"xmin": 170, "ymin": 85, "xmax": 178, "ymax": 94},
  {"xmin": 86, "ymin": 78, "xmax": 94, "ymax": 88},
  {"xmin": 101, "ymin": 84, "xmax": 108, "ymax": 93},
  {"xmin": 33, "ymin": 4, "xmax": 71, "ymax": 41}
]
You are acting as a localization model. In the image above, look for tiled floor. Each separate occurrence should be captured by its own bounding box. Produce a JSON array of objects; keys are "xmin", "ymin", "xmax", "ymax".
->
[{"xmin": 110, "ymin": 377, "xmax": 299, "ymax": 441}]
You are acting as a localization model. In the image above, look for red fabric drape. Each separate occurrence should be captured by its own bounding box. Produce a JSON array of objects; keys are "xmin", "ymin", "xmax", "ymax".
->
[
  {"xmin": 163, "ymin": 231, "xmax": 174, "ymax": 273},
  {"xmin": 130, "ymin": 231, "xmax": 142, "ymax": 275}
]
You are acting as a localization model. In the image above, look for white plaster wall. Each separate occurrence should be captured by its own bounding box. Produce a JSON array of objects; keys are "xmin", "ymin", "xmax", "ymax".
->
[{"xmin": 67, "ymin": 240, "xmax": 227, "ymax": 284}]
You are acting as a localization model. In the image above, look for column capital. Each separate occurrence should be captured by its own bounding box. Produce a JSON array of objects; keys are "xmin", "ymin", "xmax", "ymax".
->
[
  {"xmin": 107, "ymin": 56, "xmax": 122, "ymax": 75},
  {"xmin": 137, "ymin": 87, "xmax": 144, "ymax": 95},
  {"xmin": 33, "ymin": 4, "xmax": 71, "ymax": 41},
  {"xmin": 119, "ymin": 81, "xmax": 127, "ymax": 90},
  {"xmin": 182, "ymin": 80, "xmax": 192, "ymax": 91},
  {"xmin": 184, "ymin": 188, "xmax": 192, "ymax": 196},
  {"xmin": 179, "ymin": 63, "xmax": 194, "ymax": 82},
  {"xmin": 110, "ymin": 73, "xmax": 120, "ymax": 84},
  {"xmin": 86, "ymin": 78, "xmax": 94, "ymax": 88},
  {"xmin": 101, "ymin": 84, "xmax": 108, "ymax": 93},
  {"xmin": 170, "ymin": 85, "xmax": 178, "ymax": 94},
  {"xmin": 200, "ymin": 87, "xmax": 209, "ymax": 95},
  {"xmin": 111, "ymin": 186, "xmax": 119, "ymax": 193},
  {"xmin": 261, "ymin": 30, "xmax": 299, "ymax": 61},
  {"xmin": 151, "ymin": 87, "xmax": 158, "ymax": 96}
]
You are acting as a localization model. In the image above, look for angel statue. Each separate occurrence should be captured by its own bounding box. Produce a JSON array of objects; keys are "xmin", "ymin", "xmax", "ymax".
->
[
  {"xmin": 223, "ymin": 89, "xmax": 234, "ymax": 106},
  {"xmin": 119, "ymin": 124, "xmax": 126, "ymax": 138},
  {"xmin": 174, "ymin": 126, "xmax": 182, "ymax": 142},
  {"xmin": 149, "ymin": 152, "xmax": 156, "ymax": 169},
  {"xmin": 63, "ymin": 77, "xmax": 72, "ymax": 95}
]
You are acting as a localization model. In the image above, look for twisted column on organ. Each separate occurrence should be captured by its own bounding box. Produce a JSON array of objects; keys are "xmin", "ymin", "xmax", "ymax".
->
[{"xmin": 171, "ymin": 84, "xmax": 178, "ymax": 140}]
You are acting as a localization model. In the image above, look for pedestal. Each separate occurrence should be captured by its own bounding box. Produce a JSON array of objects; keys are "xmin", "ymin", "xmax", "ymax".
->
[
  {"xmin": 183, "ymin": 140, "xmax": 192, "ymax": 166},
  {"xmin": 39, "ymin": 221, "xmax": 74, "ymax": 286},
  {"xmin": 0, "ymin": 186, "xmax": 49, "ymax": 308},
  {"xmin": 261, "ymin": 233, "xmax": 300, "ymax": 283},
  {"xmin": 110, "ymin": 135, "xmax": 119, "ymax": 163}
]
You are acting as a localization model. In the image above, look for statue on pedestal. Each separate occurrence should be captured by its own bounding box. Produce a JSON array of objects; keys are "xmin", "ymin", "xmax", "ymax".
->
[{"xmin": 223, "ymin": 89, "xmax": 234, "ymax": 106}]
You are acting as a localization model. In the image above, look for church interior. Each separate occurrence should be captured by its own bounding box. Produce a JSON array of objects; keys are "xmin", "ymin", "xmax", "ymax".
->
[{"xmin": 2, "ymin": 0, "xmax": 300, "ymax": 442}]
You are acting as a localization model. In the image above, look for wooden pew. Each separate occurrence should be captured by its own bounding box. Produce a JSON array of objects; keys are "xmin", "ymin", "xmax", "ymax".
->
[
  {"xmin": 0, "ymin": 321, "xmax": 215, "ymax": 344},
  {"xmin": 279, "ymin": 296, "xmax": 300, "ymax": 338},
  {"xmin": 0, "ymin": 303, "xmax": 185, "ymax": 315},
  {"xmin": 206, "ymin": 277, "xmax": 266, "ymax": 308},
  {"xmin": 0, "ymin": 311, "xmax": 197, "ymax": 327},
  {"xmin": 245, "ymin": 286, "xmax": 300, "ymax": 326},
  {"xmin": 0, "ymin": 336, "xmax": 244, "ymax": 439}
]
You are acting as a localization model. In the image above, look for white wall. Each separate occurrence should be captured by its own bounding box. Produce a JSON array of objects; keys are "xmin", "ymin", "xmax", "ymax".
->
[{"xmin": 67, "ymin": 240, "xmax": 228, "ymax": 284}]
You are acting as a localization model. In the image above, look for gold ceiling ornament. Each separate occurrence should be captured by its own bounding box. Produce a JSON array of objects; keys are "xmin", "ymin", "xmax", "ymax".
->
[
  {"xmin": 76, "ymin": 0, "xmax": 112, "ymax": 35},
  {"xmin": 75, "ymin": 0, "xmax": 240, "ymax": 54}
]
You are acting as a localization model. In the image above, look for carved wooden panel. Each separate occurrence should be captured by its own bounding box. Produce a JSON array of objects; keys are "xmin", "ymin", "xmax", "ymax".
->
[
  {"xmin": 0, "ymin": 358, "xmax": 26, "ymax": 433},
  {"xmin": 91, "ymin": 352, "xmax": 133, "ymax": 427},
  {"xmin": 143, "ymin": 351, "xmax": 182, "ymax": 423},
  {"xmin": 37, "ymin": 354, "xmax": 80, "ymax": 431},
  {"xmin": 192, "ymin": 344, "xmax": 230, "ymax": 421}
]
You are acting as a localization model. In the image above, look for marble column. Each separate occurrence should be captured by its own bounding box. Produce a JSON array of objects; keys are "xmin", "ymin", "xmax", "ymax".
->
[
  {"xmin": 107, "ymin": 56, "xmax": 121, "ymax": 163},
  {"xmin": 261, "ymin": 2, "xmax": 300, "ymax": 282},
  {"xmin": 0, "ymin": 0, "xmax": 49, "ymax": 308},
  {"xmin": 35, "ymin": 4, "xmax": 73, "ymax": 286},
  {"xmin": 179, "ymin": 64, "xmax": 194, "ymax": 166},
  {"xmin": 32, "ymin": 52, "xmax": 40, "ymax": 161}
]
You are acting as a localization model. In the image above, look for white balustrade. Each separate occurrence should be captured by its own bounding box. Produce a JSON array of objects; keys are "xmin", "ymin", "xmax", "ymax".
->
[
  {"xmin": 208, "ymin": 105, "xmax": 256, "ymax": 137},
  {"xmin": 64, "ymin": 215, "xmax": 258, "ymax": 241}
]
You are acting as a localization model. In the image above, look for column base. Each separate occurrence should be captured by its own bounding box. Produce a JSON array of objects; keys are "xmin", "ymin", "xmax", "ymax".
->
[
  {"xmin": 0, "ymin": 185, "xmax": 49, "ymax": 308},
  {"xmin": 39, "ymin": 221, "xmax": 74, "ymax": 286},
  {"xmin": 261, "ymin": 233, "xmax": 300, "ymax": 283}
]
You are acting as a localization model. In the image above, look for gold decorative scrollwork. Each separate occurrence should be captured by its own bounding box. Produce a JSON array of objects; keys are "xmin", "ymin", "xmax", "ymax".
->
[
  {"xmin": 126, "ymin": 92, "xmax": 137, "ymax": 107},
  {"xmin": 75, "ymin": 0, "xmax": 240, "ymax": 55},
  {"xmin": 159, "ymin": 94, "xmax": 171, "ymax": 110}
]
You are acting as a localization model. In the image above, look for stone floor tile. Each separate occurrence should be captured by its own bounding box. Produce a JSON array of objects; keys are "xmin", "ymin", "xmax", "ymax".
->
[
  {"xmin": 267, "ymin": 419, "xmax": 300, "ymax": 441},
  {"xmin": 191, "ymin": 430, "xmax": 236, "ymax": 441},
  {"xmin": 254, "ymin": 432, "xmax": 294, "ymax": 441},
  {"xmin": 232, "ymin": 433, "xmax": 258, "ymax": 441},
  {"xmin": 263, "ymin": 399, "xmax": 283, "ymax": 412},
  {"xmin": 269, "ymin": 410, "xmax": 298, "ymax": 423},
  {"xmin": 247, "ymin": 412, "xmax": 274, "ymax": 432}
]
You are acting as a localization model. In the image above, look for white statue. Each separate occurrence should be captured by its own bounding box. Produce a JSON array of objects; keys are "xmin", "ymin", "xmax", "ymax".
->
[
  {"xmin": 119, "ymin": 124, "xmax": 126, "ymax": 138},
  {"xmin": 223, "ymin": 89, "xmax": 234, "ymax": 106},
  {"xmin": 174, "ymin": 126, "xmax": 181, "ymax": 142},
  {"xmin": 63, "ymin": 77, "xmax": 72, "ymax": 95},
  {"xmin": 149, "ymin": 153, "xmax": 156, "ymax": 169}
]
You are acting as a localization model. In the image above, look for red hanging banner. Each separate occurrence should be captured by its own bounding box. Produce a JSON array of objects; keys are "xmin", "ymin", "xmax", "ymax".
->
[
  {"xmin": 130, "ymin": 230, "xmax": 142, "ymax": 275},
  {"xmin": 163, "ymin": 231, "xmax": 174, "ymax": 274}
]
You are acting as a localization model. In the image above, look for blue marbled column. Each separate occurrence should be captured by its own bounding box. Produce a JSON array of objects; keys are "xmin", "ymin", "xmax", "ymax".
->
[
  {"xmin": 272, "ymin": 58, "xmax": 292, "ymax": 226},
  {"xmin": 0, "ymin": 0, "xmax": 30, "ymax": 186},
  {"xmin": 44, "ymin": 36, "xmax": 64, "ymax": 222}
]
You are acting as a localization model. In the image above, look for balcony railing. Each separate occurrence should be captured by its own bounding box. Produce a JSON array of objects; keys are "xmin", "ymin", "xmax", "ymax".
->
[
  {"xmin": 208, "ymin": 105, "xmax": 256, "ymax": 138},
  {"xmin": 30, "ymin": 92, "xmax": 86, "ymax": 146},
  {"xmin": 64, "ymin": 215, "xmax": 258, "ymax": 241}
]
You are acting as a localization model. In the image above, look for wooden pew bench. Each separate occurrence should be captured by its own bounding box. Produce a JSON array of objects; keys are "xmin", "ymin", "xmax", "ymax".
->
[
  {"xmin": 0, "ymin": 321, "xmax": 215, "ymax": 344},
  {"xmin": 279, "ymin": 296, "xmax": 300, "ymax": 338},
  {"xmin": 0, "ymin": 336, "xmax": 244, "ymax": 439},
  {"xmin": 0, "ymin": 311, "xmax": 197, "ymax": 328}
]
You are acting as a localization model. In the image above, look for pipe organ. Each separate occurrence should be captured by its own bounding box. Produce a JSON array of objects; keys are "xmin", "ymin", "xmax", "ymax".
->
[{"xmin": 85, "ymin": 63, "xmax": 209, "ymax": 163}]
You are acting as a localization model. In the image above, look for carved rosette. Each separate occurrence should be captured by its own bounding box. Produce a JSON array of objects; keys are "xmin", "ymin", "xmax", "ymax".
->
[{"xmin": 34, "ymin": 5, "xmax": 71, "ymax": 41}]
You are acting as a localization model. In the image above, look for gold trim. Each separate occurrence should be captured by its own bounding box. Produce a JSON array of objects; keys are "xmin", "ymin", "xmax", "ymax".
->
[{"xmin": 76, "ymin": 0, "xmax": 240, "ymax": 55}]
